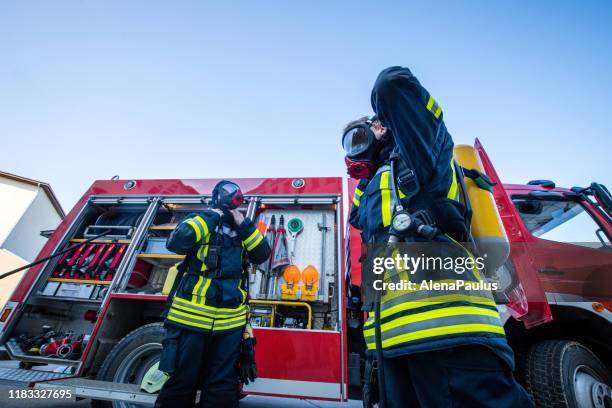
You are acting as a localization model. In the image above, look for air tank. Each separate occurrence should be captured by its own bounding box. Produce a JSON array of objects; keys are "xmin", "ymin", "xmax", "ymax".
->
[{"xmin": 453, "ymin": 144, "xmax": 510, "ymax": 275}]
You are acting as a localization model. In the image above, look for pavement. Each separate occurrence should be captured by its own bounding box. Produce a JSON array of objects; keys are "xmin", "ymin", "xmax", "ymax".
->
[{"xmin": 0, "ymin": 360, "xmax": 361, "ymax": 408}]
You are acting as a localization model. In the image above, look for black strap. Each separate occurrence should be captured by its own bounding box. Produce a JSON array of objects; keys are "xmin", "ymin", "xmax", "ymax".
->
[{"xmin": 461, "ymin": 167, "xmax": 496, "ymax": 193}]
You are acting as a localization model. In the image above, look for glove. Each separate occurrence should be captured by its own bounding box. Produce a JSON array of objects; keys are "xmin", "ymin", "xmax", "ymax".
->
[{"xmin": 239, "ymin": 336, "xmax": 257, "ymax": 385}]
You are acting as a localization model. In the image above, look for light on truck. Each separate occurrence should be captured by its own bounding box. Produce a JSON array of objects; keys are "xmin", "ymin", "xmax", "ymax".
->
[
  {"xmin": 592, "ymin": 302, "xmax": 605, "ymax": 313},
  {"xmin": 0, "ymin": 308, "xmax": 12, "ymax": 322}
]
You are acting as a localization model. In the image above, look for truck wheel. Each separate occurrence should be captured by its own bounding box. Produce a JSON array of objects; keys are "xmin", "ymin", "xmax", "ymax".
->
[
  {"xmin": 524, "ymin": 340, "xmax": 612, "ymax": 408},
  {"xmin": 94, "ymin": 323, "xmax": 165, "ymax": 408}
]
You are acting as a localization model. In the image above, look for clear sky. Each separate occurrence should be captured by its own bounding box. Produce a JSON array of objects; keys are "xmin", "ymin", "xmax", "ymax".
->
[{"xmin": 1, "ymin": 1, "xmax": 610, "ymax": 210}]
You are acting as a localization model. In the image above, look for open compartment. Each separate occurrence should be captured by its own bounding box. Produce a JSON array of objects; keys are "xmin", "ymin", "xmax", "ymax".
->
[
  {"xmin": 248, "ymin": 200, "xmax": 340, "ymax": 331},
  {"xmin": 4, "ymin": 198, "xmax": 151, "ymax": 365}
]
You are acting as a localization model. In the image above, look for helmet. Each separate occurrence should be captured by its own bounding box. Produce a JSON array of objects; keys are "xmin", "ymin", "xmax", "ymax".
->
[
  {"xmin": 141, "ymin": 362, "xmax": 169, "ymax": 393},
  {"xmin": 211, "ymin": 180, "xmax": 244, "ymax": 210},
  {"xmin": 341, "ymin": 119, "xmax": 386, "ymax": 179}
]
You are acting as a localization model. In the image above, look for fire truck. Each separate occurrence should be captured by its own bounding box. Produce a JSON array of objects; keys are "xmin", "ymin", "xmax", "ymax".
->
[{"xmin": 0, "ymin": 140, "xmax": 610, "ymax": 407}]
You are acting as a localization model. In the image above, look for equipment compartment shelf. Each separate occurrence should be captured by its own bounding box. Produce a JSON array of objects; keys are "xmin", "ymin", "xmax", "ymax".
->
[
  {"xmin": 137, "ymin": 254, "xmax": 184, "ymax": 259},
  {"xmin": 69, "ymin": 238, "xmax": 132, "ymax": 244},
  {"xmin": 5, "ymin": 338, "xmax": 81, "ymax": 367},
  {"xmin": 47, "ymin": 278, "xmax": 112, "ymax": 285},
  {"xmin": 148, "ymin": 224, "xmax": 177, "ymax": 231}
]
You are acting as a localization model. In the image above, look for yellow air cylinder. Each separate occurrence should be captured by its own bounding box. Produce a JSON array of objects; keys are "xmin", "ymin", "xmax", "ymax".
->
[{"xmin": 453, "ymin": 145, "xmax": 510, "ymax": 275}]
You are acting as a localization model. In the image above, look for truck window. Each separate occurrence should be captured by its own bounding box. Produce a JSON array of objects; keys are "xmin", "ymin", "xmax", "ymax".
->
[{"xmin": 513, "ymin": 198, "xmax": 610, "ymax": 248}]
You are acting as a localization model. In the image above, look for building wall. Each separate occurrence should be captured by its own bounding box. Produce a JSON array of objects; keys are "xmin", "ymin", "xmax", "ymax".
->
[
  {"xmin": 2, "ymin": 190, "xmax": 63, "ymax": 262},
  {"xmin": 0, "ymin": 178, "xmax": 37, "ymax": 246},
  {"xmin": 0, "ymin": 249, "xmax": 26, "ymax": 310}
]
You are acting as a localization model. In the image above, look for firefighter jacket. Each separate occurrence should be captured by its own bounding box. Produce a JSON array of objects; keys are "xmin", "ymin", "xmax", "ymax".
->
[
  {"xmin": 164, "ymin": 210, "xmax": 271, "ymax": 333},
  {"xmin": 350, "ymin": 66, "xmax": 516, "ymax": 368}
]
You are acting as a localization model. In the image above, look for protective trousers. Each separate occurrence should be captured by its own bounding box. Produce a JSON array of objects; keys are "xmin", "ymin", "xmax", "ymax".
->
[
  {"xmin": 382, "ymin": 345, "xmax": 534, "ymax": 408},
  {"xmin": 154, "ymin": 327, "xmax": 242, "ymax": 408}
]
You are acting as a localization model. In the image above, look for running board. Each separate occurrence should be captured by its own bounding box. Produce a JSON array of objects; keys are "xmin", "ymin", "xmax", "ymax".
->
[
  {"xmin": 34, "ymin": 378, "xmax": 157, "ymax": 406},
  {"xmin": 0, "ymin": 367, "xmax": 71, "ymax": 384}
]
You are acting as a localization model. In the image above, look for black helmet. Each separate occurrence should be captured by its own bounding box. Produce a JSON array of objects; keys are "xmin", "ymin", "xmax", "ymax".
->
[{"xmin": 211, "ymin": 180, "xmax": 244, "ymax": 210}]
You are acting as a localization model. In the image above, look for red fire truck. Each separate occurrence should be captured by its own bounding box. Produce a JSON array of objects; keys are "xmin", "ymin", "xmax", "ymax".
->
[{"xmin": 0, "ymin": 141, "xmax": 610, "ymax": 407}]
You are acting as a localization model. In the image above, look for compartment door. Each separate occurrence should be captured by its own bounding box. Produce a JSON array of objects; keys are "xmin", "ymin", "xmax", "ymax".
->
[
  {"xmin": 475, "ymin": 138, "xmax": 553, "ymax": 327},
  {"xmin": 245, "ymin": 327, "xmax": 343, "ymax": 400}
]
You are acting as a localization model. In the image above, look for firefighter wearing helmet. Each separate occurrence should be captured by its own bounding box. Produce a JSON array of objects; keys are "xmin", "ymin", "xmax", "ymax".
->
[
  {"xmin": 154, "ymin": 180, "xmax": 271, "ymax": 408},
  {"xmin": 344, "ymin": 67, "xmax": 533, "ymax": 407}
]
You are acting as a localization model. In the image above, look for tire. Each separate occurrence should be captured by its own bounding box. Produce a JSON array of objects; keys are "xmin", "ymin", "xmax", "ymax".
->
[
  {"xmin": 524, "ymin": 340, "xmax": 612, "ymax": 408},
  {"xmin": 93, "ymin": 323, "xmax": 165, "ymax": 408}
]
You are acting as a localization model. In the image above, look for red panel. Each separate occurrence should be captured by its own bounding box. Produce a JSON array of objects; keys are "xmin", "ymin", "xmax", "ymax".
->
[
  {"xmin": 89, "ymin": 177, "xmax": 342, "ymax": 197},
  {"xmin": 253, "ymin": 328, "xmax": 341, "ymax": 383}
]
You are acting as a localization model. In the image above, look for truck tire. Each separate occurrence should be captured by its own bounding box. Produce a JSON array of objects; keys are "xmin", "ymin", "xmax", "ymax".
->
[
  {"xmin": 93, "ymin": 323, "xmax": 165, "ymax": 408},
  {"xmin": 524, "ymin": 340, "xmax": 612, "ymax": 408}
]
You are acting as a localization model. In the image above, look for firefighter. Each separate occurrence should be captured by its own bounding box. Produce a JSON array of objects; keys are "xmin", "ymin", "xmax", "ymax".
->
[
  {"xmin": 154, "ymin": 180, "xmax": 271, "ymax": 408},
  {"xmin": 344, "ymin": 66, "xmax": 533, "ymax": 407}
]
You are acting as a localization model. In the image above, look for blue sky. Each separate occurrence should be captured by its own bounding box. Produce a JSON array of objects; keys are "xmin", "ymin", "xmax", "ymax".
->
[{"xmin": 1, "ymin": 1, "xmax": 610, "ymax": 209}]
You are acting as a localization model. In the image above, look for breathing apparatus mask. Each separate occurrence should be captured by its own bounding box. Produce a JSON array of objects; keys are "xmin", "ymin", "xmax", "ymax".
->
[
  {"xmin": 211, "ymin": 180, "xmax": 245, "ymax": 212},
  {"xmin": 342, "ymin": 118, "xmax": 389, "ymax": 179}
]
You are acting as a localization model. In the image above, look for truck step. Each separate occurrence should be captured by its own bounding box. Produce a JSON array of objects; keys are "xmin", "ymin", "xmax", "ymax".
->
[
  {"xmin": 0, "ymin": 367, "xmax": 70, "ymax": 384},
  {"xmin": 35, "ymin": 378, "xmax": 158, "ymax": 406}
]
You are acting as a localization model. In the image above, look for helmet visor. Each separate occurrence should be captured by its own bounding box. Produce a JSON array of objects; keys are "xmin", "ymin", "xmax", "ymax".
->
[
  {"xmin": 218, "ymin": 182, "xmax": 244, "ymax": 209},
  {"xmin": 342, "ymin": 125, "xmax": 373, "ymax": 158}
]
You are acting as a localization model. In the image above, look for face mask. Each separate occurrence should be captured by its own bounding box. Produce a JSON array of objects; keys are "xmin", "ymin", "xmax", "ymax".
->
[
  {"xmin": 212, "ymin": 181, "xmax": 245, "ymax": 211},
  {"xmin": 342, "ymin": 123, "xmax": 384, "ymax": 179}
]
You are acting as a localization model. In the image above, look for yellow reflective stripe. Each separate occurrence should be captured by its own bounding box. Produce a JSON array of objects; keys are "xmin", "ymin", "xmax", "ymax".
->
[
  {"xmin": 380, "ymin": 171, "xmax": 392, "ymax": 227},
  {"xmin": 198, "ymin": 244, "xmax": 210, "ymax": 272},
  {"xmin": 380, "ymin": 293, "xmax": 497, "ymax": 319},
  {"xmin": 243, "ymin": 229, "xmax": 259, "ymax": 246},
  {"xmin": 434, "ymin": 106, "xmax": 442, "ymax": 119},
  {"xmin": 363, "ymin": 306, "xmax": 501, "ymax": 337},
  {"xmin": 447, "ymin": 159, "xmax": 458, "ymax": 200},
  {"xmin": 213, "ymin": 317, "xmax": 247, "ymax": 332},
  {"xmin": 194, "ymin": 216, "xmax": 209, "ymax": 239},
  {"xmin": 172, "ymin": 302, "xmax": 246, "ymax": 319},
  {"xmin": 355, "ymin": 188, "xmax": 364, "ymax": 197},
  {"xmin": 239, "ymin": 287, "xmax": 247, "ymax": 303},
  {"xmin": 198, "ymin": 278, "xmax": 212, "ymax": 304},
  {"xmin": 167, "ymin": 314, "xmax": 213, "ymax": 329},
  {"xmin": 426, "ymin": 95, "xmax": 435, "ymax": 111},
  {"xmin": 368, "ymin": 323, "xmax": 505, "ymax": 349},
  {"xmin": 352, "ymin": 197, "xmax": 360, "ymax": 207},
  {"xmin": 169, "ymin": 307, "xmax": 214, "ymax": 323},
  {"xmin": 186, "ymin": 220, "xmax": 201, "ymax": 242},
  {"xmin": 174, "ymin": 296, "xmax": 246, "ymax": 314},
  {"xmin": 246, "ymin": 234, "xmax": 264, "ymax": 251},
  {"xmin": 191, "ymin": 276, "xmax": 204, "ymax": 302},
  {"xmin": 398, "ymin": 189, "xmax": 406, "ymax": 199}
]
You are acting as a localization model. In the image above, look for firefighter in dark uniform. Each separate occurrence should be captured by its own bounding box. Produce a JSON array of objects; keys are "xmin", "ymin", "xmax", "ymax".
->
[
  {"xmin": 344, "ymin": 67, "xmax": 533, "ymax": 407},
  {"xmin": 155, "ymin": 180, "xmax": 270, "ymax": 408}
]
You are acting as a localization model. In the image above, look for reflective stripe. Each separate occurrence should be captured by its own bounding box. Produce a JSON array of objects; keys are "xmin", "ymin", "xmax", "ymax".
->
[
  {"xmin": 366, "ymin": 323, "xmax": 505, "ymax": 349},
  {"xmin": 212, "ymin": 314, "xmax": 247, "ymax": 331},
  {"xmin": 244, "ymin": 230, "xmax": 264, "ymax": 251},
  {"xmin": 380, "ymin": 171, "xmax": 392, "ymax": 227},
  {"xmin": 167, "ymin": 311, "xmax": 213, "ymax": 329},
  {"xmin": 426, "ymin": 95, "xmax": 442, "ymax": 119},
  {"xmin": 186, "ymin": 220, "xmax": 202, "ymax": 242},
  {"xmin": 447, "ymin": 159, "xmax": 458, "ymax": 200},
  {"xmin": 243, "ymin": 229, "xmax": 260, "ymax": 247},
  {"xmin": 172, "ymin": 297, "xmax": 246, "ymax": 318},
  {"xmin": 426, "ymin": 95, "xmax": 435, "ymax": 111},
  {"xmin": 364, "ymin": 306, "xmax": 501, "ymax": 338},
  {"xmin": 197, "ymin": 243, "xmax": 210, "ymax": 272},
  {"xmin": 380, "ymin": 291, "xmax": 496, "ymax": 315},
  {"xmin": 353, "ymin": 197, "xmax": 360, "ymax": 207},
  {"xmin": 191, "ymin": 276, "xmax": 211, "ymax": 304},
  {"xmin": 355, "ymin": 188, "xmax": 364, "ymax": 197}
]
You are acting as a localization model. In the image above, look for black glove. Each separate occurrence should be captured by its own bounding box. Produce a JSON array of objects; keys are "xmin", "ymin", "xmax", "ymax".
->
[{"xmin": 239, "ymin": 337, "xmax": 257, "ymax": 385}]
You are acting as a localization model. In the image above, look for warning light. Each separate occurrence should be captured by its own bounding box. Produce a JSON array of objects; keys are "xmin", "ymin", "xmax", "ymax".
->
[
  {"xmin": 592, "ymin": 302, "xmax": 605, "ymax": 313},
  {"xmin": 0, "ymin": 308, "xmax": 12, "ymax": 322}
]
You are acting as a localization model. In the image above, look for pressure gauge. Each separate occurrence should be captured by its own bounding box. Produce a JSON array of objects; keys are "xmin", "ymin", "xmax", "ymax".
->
[{"xmin": 391, "ymin": 211, "xmax": 412, "ymax": 234}]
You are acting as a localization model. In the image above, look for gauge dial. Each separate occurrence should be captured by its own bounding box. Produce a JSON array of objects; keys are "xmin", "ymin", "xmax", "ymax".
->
[{"xmin": 392, "ymin": 212, "xmax": 412, "ymax": 232}]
